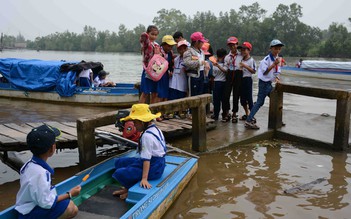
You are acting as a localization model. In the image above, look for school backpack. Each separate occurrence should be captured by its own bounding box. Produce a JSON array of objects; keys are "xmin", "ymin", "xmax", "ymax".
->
[{"xmin": 144, "ymin": 54, "xmax": 169, "ymax": 82}]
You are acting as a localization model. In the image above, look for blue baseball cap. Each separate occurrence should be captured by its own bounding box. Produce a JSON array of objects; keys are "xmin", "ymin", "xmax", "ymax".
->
[
  {"xmin": 27, "ymin": 125, "xmax": 61, "ymax": 155},
  {"xmin": 270, "ymin": 39, "xmax": 284, "ymax": 47}
]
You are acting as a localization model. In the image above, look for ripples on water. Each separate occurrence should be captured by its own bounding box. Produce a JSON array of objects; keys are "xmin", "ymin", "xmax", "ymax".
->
[
  {"xmin": 164, "ymin": 141, "xmax": 351, "ymax": 219},
  {"xmin": 1, "ymin": 50, "xmax": 350, "ymax": 217}
]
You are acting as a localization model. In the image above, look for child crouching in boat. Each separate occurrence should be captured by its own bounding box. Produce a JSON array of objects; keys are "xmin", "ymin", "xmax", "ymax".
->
[
  {"xmin": 93, "ymin": 70, "xmax": 115, "ymax": 87},
  {"xmin": 112, "ymin": 104, "xmax": 166, "ymax": 199},
  {"xmin": 15, "ymin": 125, "xmax": 81, "ymax": 219}
]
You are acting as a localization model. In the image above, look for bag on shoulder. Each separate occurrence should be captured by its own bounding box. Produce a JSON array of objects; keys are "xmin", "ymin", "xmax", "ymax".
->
[
  {"xmin": 144, "ymin": 54, "xmax": 169, "ymax": 82},
  {"xmin": 186, "ymin": 69, "xmax": 200, "ymax": 78}
]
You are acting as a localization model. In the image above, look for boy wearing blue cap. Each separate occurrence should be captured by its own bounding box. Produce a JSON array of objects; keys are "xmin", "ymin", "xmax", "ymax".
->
[
  {"xmin": 15, "ymin": 125, "xmax": 81, "ymax": 219},
  {"xmin": 245, "ymin": 39, "xmax": 284, "ymax": 129}
]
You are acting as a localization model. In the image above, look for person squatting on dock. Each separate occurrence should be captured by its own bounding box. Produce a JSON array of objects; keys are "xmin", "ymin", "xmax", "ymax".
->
[
  {"xmin": 112, "ymin": 104, "xmax": 167, "ymax": 200},
  {"xmin": 15, "ymin": 125, "xmax": 81, "ymax": 219}
]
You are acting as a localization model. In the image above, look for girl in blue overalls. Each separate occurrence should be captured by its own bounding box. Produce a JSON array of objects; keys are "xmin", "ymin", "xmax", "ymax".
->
[{"xmin": 112, "ymin": 104, "xmax": 166, "ymax": 199}]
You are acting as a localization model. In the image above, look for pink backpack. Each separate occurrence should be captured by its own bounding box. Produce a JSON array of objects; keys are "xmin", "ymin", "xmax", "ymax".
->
[{"xmin": 144, "ymin": 54, "xmax": 169, "ymax": 81}]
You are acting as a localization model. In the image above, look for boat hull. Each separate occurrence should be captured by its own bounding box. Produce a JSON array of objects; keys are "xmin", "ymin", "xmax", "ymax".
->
[
  {"xmin": 0, "ymin": 83, "xmax": 139, "ymax": 107},
  {"xmin": 0, "ymin": 150, "xmax": 198, "ymax": 219},
  {"xmin": 282, "ymin": 66, "xmax": 351, "ymax": 81}
]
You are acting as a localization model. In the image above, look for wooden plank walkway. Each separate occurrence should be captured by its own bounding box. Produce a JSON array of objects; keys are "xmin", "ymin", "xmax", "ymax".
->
[{"xmin": 0, "ymin": 118, "xmax": 216, "ymax": 152}]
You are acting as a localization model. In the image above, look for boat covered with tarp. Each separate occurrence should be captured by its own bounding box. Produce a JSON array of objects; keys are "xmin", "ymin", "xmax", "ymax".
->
[
  {"xmin": 282, "ymin": 60, "xmax": 351, "ymax": 81},
  {"xmin": 0, "ymin": 58, "xmax": 139, "ymax": 106}
]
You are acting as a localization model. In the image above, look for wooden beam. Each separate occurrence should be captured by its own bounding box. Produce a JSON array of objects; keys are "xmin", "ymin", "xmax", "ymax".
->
[
  {"xmin": 333, "ymin": 97, "xmax": 351, "ymax": 150},
  {"xmin": 276, "ymin": 83, "xmax": 350, "ymax": 100},
  {"xmin": 268, "ymin": 88, "xmax": 283, "ymax": 129}
]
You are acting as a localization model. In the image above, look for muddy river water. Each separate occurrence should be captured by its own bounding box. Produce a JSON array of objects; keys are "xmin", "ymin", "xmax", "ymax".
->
[{"xmin": 0, "ymin": 50, "xmax": 350, "ymax": 218}]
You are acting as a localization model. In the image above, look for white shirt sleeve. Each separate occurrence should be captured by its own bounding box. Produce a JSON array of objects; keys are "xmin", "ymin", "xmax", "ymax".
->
[{"xmin": 31, "ymin": 170, "xmax": 57, "ymax": 209}]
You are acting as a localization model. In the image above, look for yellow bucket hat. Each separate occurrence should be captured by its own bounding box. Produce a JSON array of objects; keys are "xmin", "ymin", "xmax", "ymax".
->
[{"xmin": 120, "ymin": 104, "xmax": 161, "ymax": 122}]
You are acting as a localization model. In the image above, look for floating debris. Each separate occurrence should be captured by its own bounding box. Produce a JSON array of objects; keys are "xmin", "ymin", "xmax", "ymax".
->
[{"xmin": 284, "ymin": 178, "xmax": 326, "ymax": 194}]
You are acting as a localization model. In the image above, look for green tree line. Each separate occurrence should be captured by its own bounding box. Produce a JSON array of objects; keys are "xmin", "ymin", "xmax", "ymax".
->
[{"xmin": 2, "ymin": 3, "xmax": 351, "ymax": 58}]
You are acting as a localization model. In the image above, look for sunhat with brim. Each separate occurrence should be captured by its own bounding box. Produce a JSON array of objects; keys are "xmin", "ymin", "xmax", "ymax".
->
[
  {"xmin": 270, "ymin": 39, "xmax": 284, "ymax": 47},
  {"xmin": 120, "ymin": 104, "xmax": 161, "ymax": 122},
  {"xmin": 27, "ymin": 125, "xmax": 61, "ymax": 155}
]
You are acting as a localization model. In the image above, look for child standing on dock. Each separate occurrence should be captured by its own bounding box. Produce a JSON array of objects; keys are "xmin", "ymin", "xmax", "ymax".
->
[
  {"xmin": 112, "ymin": 104, "xmax": 166, "ymax": 200},
  {"xmin": 238, "ymin": 42, "xmax": 256, "ymax": 121},
  {"xmin": 168, "ymin": 40, "xmax": 188, "ymax": 100},
  {"xmin": 211, "ymin": 48, "xmax": 227, "ymax": 121},
  {"xmin": 223, "ymin": 36, "xmax": 243, "ymax": 123},
  {"xmin": 15, "ymin": 125, "xmax": 81, "ymax": 219},
  {"xmin": 139, "ymin": 25, "xmax": 160, "ymax": 104},
  {"xmin": 245, "ymin": 39, "xmax": 284, "ymax": 129}
]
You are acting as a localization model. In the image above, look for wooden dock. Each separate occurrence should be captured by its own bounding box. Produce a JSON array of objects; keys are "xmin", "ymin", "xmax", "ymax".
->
[{"xmin": 0, "ymin": 118, "xmax": 216, "ymax": 152}]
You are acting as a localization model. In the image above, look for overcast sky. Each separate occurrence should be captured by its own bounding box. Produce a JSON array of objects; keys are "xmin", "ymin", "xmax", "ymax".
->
[{"xmin": 1, "ymin": 0, "xmax": 350, "ymax": 40}]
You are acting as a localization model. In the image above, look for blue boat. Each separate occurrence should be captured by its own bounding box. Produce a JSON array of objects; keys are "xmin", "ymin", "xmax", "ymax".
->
[
  {"xmin": 282, "ymin": 60, "xmax": 351, "ymax": 81},
  {"xmin": 0, "ymin": 58, "xmax": 139, "ymax": 107},
  {"xmin": 0, "ymin": 150, "xmax": 198, "ymax": 219}
]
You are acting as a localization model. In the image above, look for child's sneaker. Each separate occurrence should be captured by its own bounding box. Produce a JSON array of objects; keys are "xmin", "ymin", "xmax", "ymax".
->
[{"xmin": 245, "ymin": 120, "xmax": 260, "ymax": 129}]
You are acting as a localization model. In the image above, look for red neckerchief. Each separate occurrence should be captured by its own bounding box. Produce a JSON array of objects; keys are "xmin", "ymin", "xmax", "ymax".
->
[
  {"xmin": 275, "ymin": 56, "xmax": 279, "ymax": 72},
  {"xmin": 230, "ymin": 52, "xmax": 237, "ymax": 68}
]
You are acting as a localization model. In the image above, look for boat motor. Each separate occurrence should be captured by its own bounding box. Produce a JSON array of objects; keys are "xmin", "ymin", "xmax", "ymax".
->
[{"xmin": 115, "ymin": 110, "xmax": 141, "ymax": 142}]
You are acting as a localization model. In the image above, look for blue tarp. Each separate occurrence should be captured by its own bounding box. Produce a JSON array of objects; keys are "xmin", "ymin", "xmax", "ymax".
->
[{"xmin": 0, "ymin": 58, "xmax": 78, "ymax": 96}]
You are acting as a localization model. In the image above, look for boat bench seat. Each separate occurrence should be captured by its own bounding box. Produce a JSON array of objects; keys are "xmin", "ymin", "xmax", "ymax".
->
[{"xmin": 126, "ymin": 155, "xmax": 188, "ymax": 204}]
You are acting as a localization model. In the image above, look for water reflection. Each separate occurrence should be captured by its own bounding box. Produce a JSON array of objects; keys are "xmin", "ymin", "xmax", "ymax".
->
[{"xmin": 164, "ymin": 142, "xmax": 351, "ymax": 219}]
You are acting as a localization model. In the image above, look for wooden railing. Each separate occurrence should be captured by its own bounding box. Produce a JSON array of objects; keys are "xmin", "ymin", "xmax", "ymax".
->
[
  {"xmin": 269, "ymin": 83, "xmax": 351, "ymax": 150},
  {"xmin": 77, "ymin": 94, "xmax": 211, "ymax": 169}
]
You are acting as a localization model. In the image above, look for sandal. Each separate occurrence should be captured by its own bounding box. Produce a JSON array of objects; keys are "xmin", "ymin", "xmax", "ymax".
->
[
  {"xmin": 221, "ymin": 116, "xmax": 230, "ymax": 123},
  {"xmin": 239, "ymin": 115, "xmax": 247, "ymax": 121},
  {"xmin": 232, "ymin": 115, "xmax": 238, "ymax": 123}
]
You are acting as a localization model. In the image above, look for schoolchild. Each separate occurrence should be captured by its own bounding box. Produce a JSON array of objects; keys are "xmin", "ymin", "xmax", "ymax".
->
[
  {"xmin": 78, "ymin": 68, "xmax": 93, "ymax": 87},
  {"xmin": 211, "ymin": 48, "xmax": 227, "ymax": 121},
  {"xmin": 223, "ymin": 36, "xmax": 243, "ymax": 123},
  {"xmin": 173, "ymin": 31, "xmax": 190, "ymax": 47},
  {"xmin": 245, "ymin": 39, "xmax": 285, "ymax": 129},
  {"xmin": 139, "ymin": 25, "xmax": 161, "ymax": 104},
  {"xmin": 169, "ymin": 40, "xmax": 188, "ymax": 100},
  {"xmin": 158, "ymin": 35, "xmax": 176, "ymax": 102},
  {"xmin": 15, "ymin": 125, "xmax": 81, "ymax": 219},
  {"xmin": 237, "ymin": 42, "xmax": 256, "ymax": 120},
  {"xmin": 112, "ymin": 104, "xmax": 166, "ymax": 200},
  {"xmin": 202, "ymin": 42, "xmax": 213, "ymax": 114},
  {"xmin": 202, "ymin": 42, "xmax": 213, "ymax": 95},
  {"xmin": 183, "ymin": 32, "xmax": 210, "ymax": 97},
  {"xmin": 93, "ymin": 70, "xmax": 115, "ymax": 87}
]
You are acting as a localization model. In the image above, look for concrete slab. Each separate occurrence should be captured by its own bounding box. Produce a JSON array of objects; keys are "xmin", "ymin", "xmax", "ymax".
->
[{"xmin": 169, "ymin": 106, "xmax": 351, "ymax": 152}]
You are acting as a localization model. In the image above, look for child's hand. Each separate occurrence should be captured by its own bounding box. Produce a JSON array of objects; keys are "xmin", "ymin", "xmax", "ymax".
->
[
  {"xmin": 239, "ymin": 62, "xmax": 247, "ymax": 69},
  {"xmin": 140, "ymin": 179, "xmax": 152, "ymax": 189},
  {"xmin": 191, "ymin": 56, "xmax": 199, "ymax": 60},
  {"xmin": 70, "ymin": 186, "xmax": 81, "ymax": 197},
  {"xmin": 204, "ymin": 61, "xmax": 210, "ymax": 70}
]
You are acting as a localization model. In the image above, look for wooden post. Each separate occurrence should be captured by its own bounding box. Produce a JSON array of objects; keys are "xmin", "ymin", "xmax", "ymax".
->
[
  {"xmin": 191, "ymin": 102, "xmax": 207, "ymax": 152},
  {"xmin": 333, "ymin": 97, "xmax": 351, "ymax": 150},
  {"xmin": 268, "ymin": 86, "xmax": 283, "ymax": 130},
  {"xmin": 77, "ymin": 119, "xmax": 97, "ymax": 170}
]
